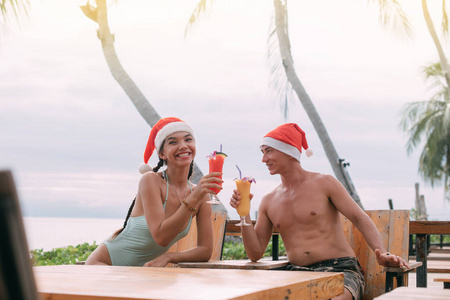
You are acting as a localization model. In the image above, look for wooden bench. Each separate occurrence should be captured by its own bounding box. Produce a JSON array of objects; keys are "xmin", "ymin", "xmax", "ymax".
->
[
  {"xmin": 434, "ymin": 278, "xmax": 450, "ymax": 289},
  {"xmin": 167, "ymin": 211, "xmax": 227, "ymax": 266},
  {"xmin": 342, "ymin": 210, "xmax": 421, "ymax": 299},
  {"xmin": 409, "ymin": 220, "xmax": 450, "ymax": 287},
  {"xmin": 373, "ymin": 286, "xmax": 450, "ymax": 299},
  {"xmin": 226, "ymin": 210, "xmax": 419, "ymax": 300}
]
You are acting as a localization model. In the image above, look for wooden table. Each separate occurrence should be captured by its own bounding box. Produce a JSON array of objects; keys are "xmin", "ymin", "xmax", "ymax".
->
[
  {"xmin": 434, "ymin": 278, "xmax": 450, "ymax": 289},
  {"xmin": 34, "ymin": 265, "xmax": 344, "ymax": 300},
  {"xmin": 178, "ymin": 259, "xmax": 288, "ymax": 270},
  {"xmin": 373, "ymin": 286, "xmax": 450, "ymax": 299}
]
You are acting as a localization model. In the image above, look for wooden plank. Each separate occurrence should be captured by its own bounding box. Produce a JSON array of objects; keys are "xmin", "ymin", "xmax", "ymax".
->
[
  {"xmin": 34, "ymin": 265, "xmax": 344, "ymax": 300},
  {"xmin": 178, "ymin": 259, "xmax": 288, "ymax": 270},
  {"xmin": 374, "ymin": 286, "xmax": 450, "ymax": 299},
  {"xmin": 410, "ymin": 221, "xmax": 450, "ymax": 234}
]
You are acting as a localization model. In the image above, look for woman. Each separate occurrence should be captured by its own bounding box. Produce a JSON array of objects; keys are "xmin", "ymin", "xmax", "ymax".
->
[{"xmin": 86, "ymin": 117, "xmax": 221, "ymax": 267}]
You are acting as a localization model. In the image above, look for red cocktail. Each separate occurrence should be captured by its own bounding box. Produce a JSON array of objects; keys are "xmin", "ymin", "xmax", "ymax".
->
[{"xmin": 207, "ymin": 151, "xmax": 227, "ymax": 204}]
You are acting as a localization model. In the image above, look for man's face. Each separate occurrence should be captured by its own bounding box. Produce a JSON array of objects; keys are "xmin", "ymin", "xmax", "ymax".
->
[{"xmin": 260, "ymin": 145, "xmax": 285, "ymax": 175}]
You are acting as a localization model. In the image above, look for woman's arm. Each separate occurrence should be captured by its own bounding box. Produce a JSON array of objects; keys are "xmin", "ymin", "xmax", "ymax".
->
[
  {"xmin": 141, "ymin": 172, "xmax": 221, "ymax": 247},
  {"xmin": 143, "ymin": 200, "xmax": 213, "ymax": 267}
]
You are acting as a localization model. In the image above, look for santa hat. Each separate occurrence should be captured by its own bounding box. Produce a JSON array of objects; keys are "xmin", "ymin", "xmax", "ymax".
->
[
  {"xmin": 260, "ymin": 123, "xmax": 313, "ymax": 162},
  {"xmin": 139, "ymin": 117, "xmax": 194, "ymax": 174}
]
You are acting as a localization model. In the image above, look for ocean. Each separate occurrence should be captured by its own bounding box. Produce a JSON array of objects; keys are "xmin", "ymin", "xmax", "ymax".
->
[{"xmin": 23, "ymin": 217, "xmax": 124, "ymax": 251}]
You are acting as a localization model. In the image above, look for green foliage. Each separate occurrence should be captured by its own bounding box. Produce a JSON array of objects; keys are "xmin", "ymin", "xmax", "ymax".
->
[
  {"xmin": 222, "ymin": 237, "xmax": 285, "ymax": 260},
  {"xmin": 30, "ymin": 242, "xmax": 98, "ymax": 266},
  {"xmin": 429, "ymin": 234, "xmax": 450, "ymax": 244},
  {"xmin": 29, "ymin": 238, "xmax": 287, "ymax": 265}
]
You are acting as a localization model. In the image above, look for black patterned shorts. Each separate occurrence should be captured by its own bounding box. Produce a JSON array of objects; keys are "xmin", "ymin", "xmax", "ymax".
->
[{"xmin": 286, "ymin": 256, "xmax": 364, "ymax": 300}]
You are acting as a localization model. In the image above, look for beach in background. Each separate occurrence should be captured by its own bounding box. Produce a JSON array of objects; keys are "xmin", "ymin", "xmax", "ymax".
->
[{"xmin": 24, "ymin": 217, "xmax": 123, "ymax": 251}]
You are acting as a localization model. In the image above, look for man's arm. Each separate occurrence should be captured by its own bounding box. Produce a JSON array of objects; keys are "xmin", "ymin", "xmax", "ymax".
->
[
  {"xmin": 324, "ymin": 175, "xmax": 410, "ymax": 268},
  {"xmin": 230, "ymin": 191, "xmax": 273, "ymax": 262}
]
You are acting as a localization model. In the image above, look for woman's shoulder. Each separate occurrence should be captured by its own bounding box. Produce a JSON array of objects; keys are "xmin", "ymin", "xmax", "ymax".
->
[{"xmin": 139, "ymin": 171, "xmax": 164, "ymax": 186}]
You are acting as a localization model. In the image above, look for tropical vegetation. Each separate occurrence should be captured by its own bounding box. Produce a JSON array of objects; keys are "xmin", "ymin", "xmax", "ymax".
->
[
  {"xmin": 383, "ymin": 0, "xmax": 450, "ymax": 199},
  {"xmin": 400, "ymin": 62, "xmax": 450, "ymax": 199},
  {"xmin": 0, "ymin": 0, "xmax": 29, "ymax": 28},
  {"xmin": 30, "ymin": 238, "xmax": 286, "ymax": 265}
]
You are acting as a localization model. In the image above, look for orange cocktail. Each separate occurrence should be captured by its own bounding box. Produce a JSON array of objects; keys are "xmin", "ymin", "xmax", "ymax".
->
[
  {"xmin": 235, "ymin": 179, "xmax": 252, "ymax": 217},
  {"xmin": 234, "ymin": 165, "xmax": 255, "ymax": 226}
]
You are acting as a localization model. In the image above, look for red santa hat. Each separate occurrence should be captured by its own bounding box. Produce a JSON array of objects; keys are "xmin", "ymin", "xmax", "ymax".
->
[
  {"xmin": 260, "ymin": 123, "xmax": 313, "ymax": 162},
  {"xmin": 139, "ymin": 117, "xmax": 194, "ymax": 174}
]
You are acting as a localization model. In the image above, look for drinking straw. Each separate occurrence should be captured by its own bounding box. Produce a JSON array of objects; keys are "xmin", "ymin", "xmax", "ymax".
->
[
  {"xmin": 236, "ymin": 165, "xmax": 242, "ymax": 179},
  {"xmin": 220, "ymin": 144, "xmax": 222, "ymax": 152}
]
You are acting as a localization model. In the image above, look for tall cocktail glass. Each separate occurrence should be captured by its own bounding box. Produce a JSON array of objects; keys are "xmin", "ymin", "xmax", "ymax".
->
[
  {"xmin": 207, "ymin": 151, "xmax": 227, "ymax": 204},
  {"xmin": 235, "ymin": 176, "xmax": 255, "ymax": 226}
]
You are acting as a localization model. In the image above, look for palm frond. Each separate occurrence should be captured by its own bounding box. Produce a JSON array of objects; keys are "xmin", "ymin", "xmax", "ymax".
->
[
  {"xmin": 0, "ymin": 0, "xmax": 29, "ymax": 27},
  {"xmin": 184, "ymin": 0, "xmax": 215, "ymax": 38},
  {"xmin": 371, "ymin": 0, "xmax": 413, "ymax": 39}
]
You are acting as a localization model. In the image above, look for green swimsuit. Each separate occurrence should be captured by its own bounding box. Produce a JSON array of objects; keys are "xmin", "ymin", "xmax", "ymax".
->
[{"xmin": 103, "ymin": 173, "xmax": 192, "ymax": 266}]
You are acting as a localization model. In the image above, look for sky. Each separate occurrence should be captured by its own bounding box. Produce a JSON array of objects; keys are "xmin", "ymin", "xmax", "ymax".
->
[{"xmin": 1, "ymin": 0, "xmax": 449, "ymax": 221}]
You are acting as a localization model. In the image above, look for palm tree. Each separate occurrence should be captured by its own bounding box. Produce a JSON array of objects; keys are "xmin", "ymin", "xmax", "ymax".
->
[
  {"xmin": 269, "ymin": 0, "xmax": 363, "ymax": 207},
  {"xmin": 1, "ymin": 0, "xmax": 29, "ymax": 29},
  {"xmin": 80, "ymin": 0, "xmax": 227, "ymax": 212},
  {"xmin": 186, "ymin": 0, "xmax": 364, "ymax": 208},
  {"xmin": 400, "ymin": 62, "xmax": 450, "ymax": 199},
  {"xmin": 374, "ymin": 1, "xmax": 450, "ymax": 199}
]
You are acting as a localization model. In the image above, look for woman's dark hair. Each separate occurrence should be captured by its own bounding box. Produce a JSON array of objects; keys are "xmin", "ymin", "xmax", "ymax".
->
[{"xmin": 109, "ymin": 142, "xmax": 195, "ymax": 241}]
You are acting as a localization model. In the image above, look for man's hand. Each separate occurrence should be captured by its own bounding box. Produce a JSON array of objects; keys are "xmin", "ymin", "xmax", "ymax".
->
[
  {"xmin": 230, "ymin": 189, "xmax": 253, "ymax": 210},
  {"xmin": 375, "ymin": 249, "xmax": 410, "ymax": 269}
]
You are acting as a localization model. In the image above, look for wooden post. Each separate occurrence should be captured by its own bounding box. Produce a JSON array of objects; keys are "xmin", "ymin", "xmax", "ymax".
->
[
  {"xmin": 0, "ymin": 170, "xmax": 40, "ymax": 300},
  {"xmin": 416, "ymin": 234, "xmax": 428, "ymax": 287},
  {"xmin": 388, "ymin": 199, "xmax": 393, "ymax": 210},
  {"xmin": 272, "ymin": 235, "xmax": 279, "ymax": 261}
]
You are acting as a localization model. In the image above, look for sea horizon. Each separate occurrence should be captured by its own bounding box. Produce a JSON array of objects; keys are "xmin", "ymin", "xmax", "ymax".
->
[{"xmin": 24, "ymin": 216, "xmax": 124, "ymax": 251}]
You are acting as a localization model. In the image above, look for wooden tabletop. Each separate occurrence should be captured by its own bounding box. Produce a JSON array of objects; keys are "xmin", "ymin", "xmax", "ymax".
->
[
  {"xmin": 34, "ymin": 265, "xmax": 344, "ymax": 300},
  {"xmin": 374, "ymin": 287, "xmax": 450, "ymax": 299},
  {"xmin": 177, "ymin": 259, "xmax": 288, "ymax": 270}
]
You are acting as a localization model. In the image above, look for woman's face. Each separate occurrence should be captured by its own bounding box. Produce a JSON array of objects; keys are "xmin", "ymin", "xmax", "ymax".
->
[{"xmin": 159, "ymin": 131, "xmax": 196, "ymax": 166}]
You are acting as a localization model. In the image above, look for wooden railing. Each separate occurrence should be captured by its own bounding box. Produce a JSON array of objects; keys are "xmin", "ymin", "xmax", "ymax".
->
[{"xmin": 410, "ymin": 221, "xmax": 450, "ymax": 287}]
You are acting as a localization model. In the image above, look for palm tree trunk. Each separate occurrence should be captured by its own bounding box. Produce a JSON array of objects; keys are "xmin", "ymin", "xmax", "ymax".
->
[
  {"xmin": 273, "ymin": 0, "xmax": 363, "ymax": 208},
  {"xmin": 81, "ymin": 1, "xmax": 227, "ymax": 212},
  {"xmin": 422, "ymin": 0, "xmax": 450, "ymax": 95}
]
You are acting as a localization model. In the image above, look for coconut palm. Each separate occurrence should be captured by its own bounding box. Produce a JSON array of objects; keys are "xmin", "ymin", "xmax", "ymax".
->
[
  {"xmin": 1, "ymin": 0, "xmax": 29, "ymax": 28},
  {"xmin": 80, "ymin": 0, "xmax": 227, "ymax": 212},
  {"xmin": 375, "ymin": 0, "xmax": 450, "ymax": 199},
  {"xmin": 400, "ymin": 62, "xmax": 450, "ymax": 199},
  {"xmin": 186, "ymin": 0, "xmax": 364, "ymax": 208}
]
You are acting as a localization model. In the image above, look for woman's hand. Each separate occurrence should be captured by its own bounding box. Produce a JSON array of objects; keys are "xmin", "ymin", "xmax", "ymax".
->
[
  {"xmin": 143, "ymin": 253, "xmax": 172, "ymax": 267},
  {"xmin": 189, "ymin": 172, "xmax": 223, "ymax": 203},
  {"xmin": 230, "ymin": 189, "xmax": 253, "ymax": 209},
  {"xmin": 375, "ymin": 249, "xmax": 410, "ymax": 269}
]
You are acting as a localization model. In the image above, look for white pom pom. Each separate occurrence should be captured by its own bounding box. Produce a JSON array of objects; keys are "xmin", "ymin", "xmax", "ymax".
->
[
  {"xmin": 305, "ymin": 148, "xmax": 313, "ymax": 157},
  {"xmin": 138, "ymin": 163, "xmax": 152, "ymax": 174}
]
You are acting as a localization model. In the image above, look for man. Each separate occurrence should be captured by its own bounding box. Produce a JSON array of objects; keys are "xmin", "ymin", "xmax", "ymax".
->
[{"xmin": 229, "ymin": 123, "xmax": 409, "ymax": 300}]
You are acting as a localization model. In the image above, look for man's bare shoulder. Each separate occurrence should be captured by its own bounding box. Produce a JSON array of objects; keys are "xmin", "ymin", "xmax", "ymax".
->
[
  {"xmin": 259, "ymin": 184, "xmax": 282, "ymax": 205},
  {"xmin": 308, "ymin": 172, "xmax": 338, "ymax": 184}
]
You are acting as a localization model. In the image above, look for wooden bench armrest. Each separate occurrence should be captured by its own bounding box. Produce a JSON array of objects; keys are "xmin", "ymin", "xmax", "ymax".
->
[{"xmin": 383, "ymin": 261, "xmax": 422, "ymax": 273}]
